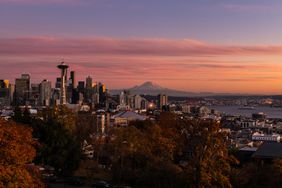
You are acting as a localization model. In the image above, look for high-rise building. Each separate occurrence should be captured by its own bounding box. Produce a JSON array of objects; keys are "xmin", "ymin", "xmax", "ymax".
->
[
  {"xmin": 0, "ymin": 80, "xmax": 5, "ymax": 88},
  {"xmin": 86, "ymin": 76, "xmax": 92, "ymax": 89},
  {"xmin": 67, "ymin": 71, "xmax": 76, "ymax": 104},
  {"xmin": 0, "ymin": 80, "xmax": 11, "ymax": 107},
  {"xmin": 98, "ymin": 83, "xmax": 107, "ymax": 105},
  {"xmin": 133, "ymin": 95, "xmax": 143, "ymax": 110},
  {"xmin": 57, "ymin": 62, "xmax": 69, "ymax": 105},
  {"xmin": 15, "ymin": 74, "xmax": 30, "ymax": 105},
  {"xmin": 85, "ymin": 76, "xmax": 93, "ymax": 102},
  {"xmin": 52, "ymin": 88, "xmax": 60, "ymax": 105},
  {"xmin": 55, "ymin": 77, "xmax": 61, "ymax": 89},
  {"xmin": 157, "ymin": 94, "xmax": 168, "ymax": 110},
  {"xmin": 118, "ymin": 90, "xmax": 131, "ymax": 110},
  {"xmin": 70, "ymin": 71, "xmax": 76, "ymax": 89},
  {"xmin": 40, "ymin": 79, "xmax": 51, "ymax": 106},
  {"xmin": 0, "ymin": 80, "xmax": 9, "ymax": 88},
  {"xmin": 30, "ymin": 83, "xmax": 40, "ymax": 106},
  {"xmin": 9, "ymin": 84, "xmax": 14, "ymax": 104},
  {"xmin": 77, "ymin": 81, "xmax": 85, "ymax": 94}
]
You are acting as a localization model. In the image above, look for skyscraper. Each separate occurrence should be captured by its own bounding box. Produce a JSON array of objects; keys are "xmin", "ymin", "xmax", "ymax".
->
[
  {"xmin": 40, "ymin": 79, "xmax": 52, "ymax": 106},
  {"xmin": 30, "ymin": 83, "xmax": 40, "ymax": 106},
  {"xmin": 85, "ymin": 76, "xmax": 93, "ymax": 102},
  {"xmin": 0, "ymin": 80, "xmax": 9, "ymax": 88},
  {"xmin": 55, "ymin": 77, "xmax": 61, "ymax": 89},
  {"xmin": 70, "ymin": 71, "xmax": 76, "ymax": 89},
  {"xmin": 0, "ymin": 80, "xmax": 11, "ymax": 107},
  {"xmin": 77, "ymin": 81, "xmax": 85, "ymax": 94},
  {"xmin": 86, "ymin": 76, "xmax": 92, "ymax": 89},
  {"xmin": 157, "ymin": 94, "xmax": 168, "ymax": 110},
  {"xmin": 15, "ymin": 74, "xmax": 30, "ymax": 105},
  {"xmin": 57, "ymin": 61, "xmax": 69, "ymax": 105},
  {"xmin": 133, "ymin": 94, "xmax": 143, "ymax": 110}
]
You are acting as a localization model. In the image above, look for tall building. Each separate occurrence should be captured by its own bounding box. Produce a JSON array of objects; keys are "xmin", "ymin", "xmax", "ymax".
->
[
  {"xmin": 86, "ymin": 76, "xmax": 92, "ymax": 89},
  {"xmin": 66, "ymin": 71, "xmax": 76, "ymax": 104},
  {"xmin": 55, "ymin": 77, "xmax": 61, "ymax": 89},
  {"xmin": 9, "ymin": 84, "xmax": 14, "ymax": 104},
  {"xmin": 157, "ymin": 94, "xmax": 168, "ymax": 110},
  {"xmin": 98, "ymin": 83, "xmax": 107, "ymax": 105},
  {"xmin": 0, "ymin": 80, "xmax": 5, "ymax": 88},
  {"xmin": 85, "ymin": 76, "xmax": 93, "ymax": 102},
  {"xmin": 118, "ymin": 90, "xmax": 131, "ymax": 110},
  {"xmin": 0, "ymin": 80, "xmax": 9, "ymax": 88},
  {"xmin": 52, "ymin": 88, "xmax": 60, "ymax": 105},
  {"xmin": 0, "ymin": 80, "xmax": 11, "ymax": 107},
  {"xmin": 70, "ymin": 71, "xmax": 76, "ymax": 89},
  {"xmin": 15, "ymin": 74, "xmax": 30, "ymax": 105},
  {"xmin": 133, "ymin": 95, "xmax": 143, "ymax": 110},
  {"xmin": 77, "ymin": 81, "xmax": 85, "ymax": 93},
  {"xmin": 30, "ymin": 83, "xmax": 40, "ymax": 106},
  {"xmin": 40, "ymin": 79, "xmax": 52, "ymax": 106},
  {"xmin": 57, "ymin": 62, "xmax": 69, "ymax": 105}
]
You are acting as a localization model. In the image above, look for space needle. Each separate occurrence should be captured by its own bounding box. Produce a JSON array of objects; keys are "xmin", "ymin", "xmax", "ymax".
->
[{"xmin": 57, "ymin": 61, "xmax": 69, "ymax": 105}]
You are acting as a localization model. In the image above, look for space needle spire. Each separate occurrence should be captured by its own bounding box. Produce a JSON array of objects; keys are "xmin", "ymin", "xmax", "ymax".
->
[{"xmin": 57, "ymin": 61, "xmax": 69, "ymax": 105}]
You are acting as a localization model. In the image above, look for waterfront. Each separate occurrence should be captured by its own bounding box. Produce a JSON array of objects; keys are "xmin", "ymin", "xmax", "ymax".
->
[{"xmin": 211, "ymin": 105, "xmax": 282, "ymax": 119}]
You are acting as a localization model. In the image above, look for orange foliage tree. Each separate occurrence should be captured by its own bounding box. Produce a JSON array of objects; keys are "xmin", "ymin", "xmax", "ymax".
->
[
  {"xmin": 181, "ymin": 119, "xmax": 238, "ymax": 188},
  {"xmin": 0, "ymin": 118, "xmax": 44, "ymax": 188}
]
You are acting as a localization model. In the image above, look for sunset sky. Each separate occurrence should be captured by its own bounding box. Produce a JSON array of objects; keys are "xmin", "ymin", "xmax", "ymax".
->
[{"xmin": 1, "ymin": 0, "xmax": 282, "ymax": 94}]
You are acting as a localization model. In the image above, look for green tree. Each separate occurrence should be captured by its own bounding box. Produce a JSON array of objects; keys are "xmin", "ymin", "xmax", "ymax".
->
[
  {"xmin": 12, "ymin": 105, "xmax": 82, "ymax": 176},
  {"xmin": 32, "ymin": 118, "xmax": 82, "ymax": 176}
]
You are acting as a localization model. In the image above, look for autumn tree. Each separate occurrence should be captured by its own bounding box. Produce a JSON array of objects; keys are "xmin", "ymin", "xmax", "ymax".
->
[
  {"xmin": 181, "ymin": 119, "xmax": 238, "ymax": 188},
  {"xmin": 106, "ymin": 123, "xmax": 184, "ymax": 187},
  {"xmin": 76, "ymin": 111, "xmax": 96, "ymax": 144},
  {"xmin": 231, "ymin": 159, "xmax": 282, "ymax": 188},
  {"xmin": 43, "ymin": 105, "xmax": 77, "ymax": 134},
  {"xmin": 94, "ymin": 113, "xmax": 239, "ymax": 187},
  {"xmin": 0, "ymin": 118, "xmax": 44, "ymax": 187}
]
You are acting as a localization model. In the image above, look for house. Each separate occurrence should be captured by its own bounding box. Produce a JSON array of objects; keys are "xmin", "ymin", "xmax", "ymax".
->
[{"xmin": 252, "ymin": 142, "xmax": 282, "ymax": 159}]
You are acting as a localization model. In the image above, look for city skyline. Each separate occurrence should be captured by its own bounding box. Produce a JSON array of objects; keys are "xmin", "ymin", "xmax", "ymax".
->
[{"xmin": 1, "ymin": 0, "xmax": 282, "ymax": 94}]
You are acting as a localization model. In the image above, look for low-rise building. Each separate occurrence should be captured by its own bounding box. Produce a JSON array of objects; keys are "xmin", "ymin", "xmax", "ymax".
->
[
  {"xmin": 112, "ymin": 111, "xmax": 146, "ymax": 126},
  {"xmin": 252, "ymin": 132, "xmax": 281, "ymax": 142}
]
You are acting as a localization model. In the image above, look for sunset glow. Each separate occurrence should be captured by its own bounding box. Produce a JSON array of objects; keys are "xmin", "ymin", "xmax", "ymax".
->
[{"xmin": 1, "ymin": 0, "xmax": 282, "ymax": 94}]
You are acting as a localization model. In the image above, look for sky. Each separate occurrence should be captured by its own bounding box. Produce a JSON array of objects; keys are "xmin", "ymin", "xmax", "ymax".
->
[{"xmin": 1, "ymin": 0, "xmax": 282, "ymax": 94}]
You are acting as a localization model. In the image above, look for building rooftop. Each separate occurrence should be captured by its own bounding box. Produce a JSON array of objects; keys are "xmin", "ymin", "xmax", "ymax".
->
[
  {"xmin": 113, "ymin": 111, "xmax": 146, "ymax": 121},
  {"xmin": 252, "ymin": 142, "xmax": 282, "ymax": 159}
]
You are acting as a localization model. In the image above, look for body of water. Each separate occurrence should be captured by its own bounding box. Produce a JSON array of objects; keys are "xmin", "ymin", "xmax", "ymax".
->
[{"xmin": 211, "ymin": 106, "xmax": 282, "ymax": 119}]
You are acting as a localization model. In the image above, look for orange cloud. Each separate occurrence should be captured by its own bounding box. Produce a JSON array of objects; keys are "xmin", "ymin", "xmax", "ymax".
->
[{"xmin": 1, "ymin": 37, "xmax": 282, "ymax": 94}]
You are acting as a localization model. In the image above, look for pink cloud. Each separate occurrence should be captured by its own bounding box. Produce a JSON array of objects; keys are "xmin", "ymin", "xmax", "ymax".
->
[
  {"xmin": 1, "ymin": 37, "xmax": 282, "ymax": 57},
  {"xmin": 1, "ymin": 36, "xmax": 282, "ymax": 94}
]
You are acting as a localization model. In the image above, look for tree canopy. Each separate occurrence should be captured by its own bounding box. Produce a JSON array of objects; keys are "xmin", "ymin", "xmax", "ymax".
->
[
  {"xmin": 104, "ymin": 114, "xmax": 238, "ymax": 188},
  {"xmin": 13, "ymin": 106, "xmax": 82, "ymax": 176},
  {"xmin": 0, "ymin": 118, "xmax": 43, "ymax": 187}
]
